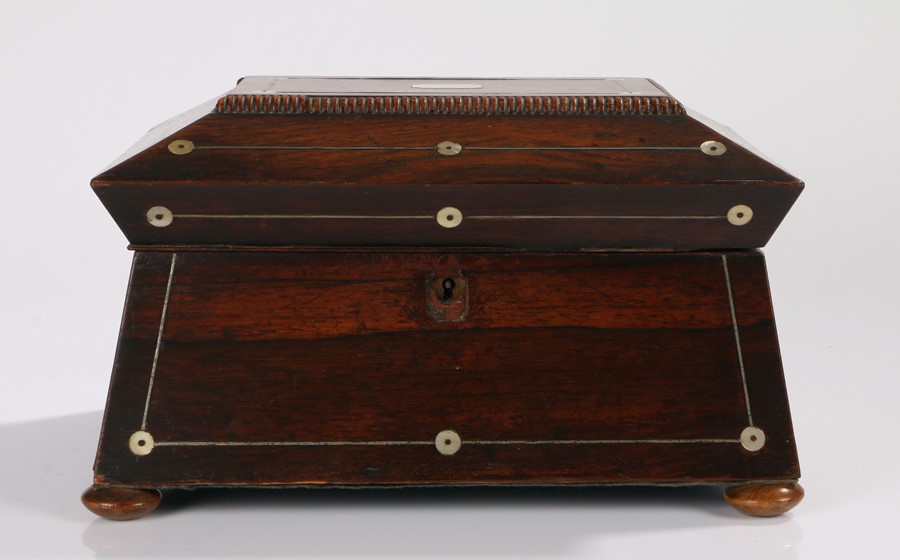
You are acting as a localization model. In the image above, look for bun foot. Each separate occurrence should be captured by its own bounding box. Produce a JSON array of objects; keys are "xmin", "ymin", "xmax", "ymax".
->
[
  {"xmin": 81, "ymin": 486, "xmax": 162, "ymax": 520},
  {"xmin": 724, "ymin": 482, "xmax": 804, "ymax": 517}
]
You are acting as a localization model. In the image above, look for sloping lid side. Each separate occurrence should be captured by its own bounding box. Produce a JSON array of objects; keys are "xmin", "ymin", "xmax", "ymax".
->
[{"xmin": 91, "ymin": 77, "xmax": 802, "ymax": 250}]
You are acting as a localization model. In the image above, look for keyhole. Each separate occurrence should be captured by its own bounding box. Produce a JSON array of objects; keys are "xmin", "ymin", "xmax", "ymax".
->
[{"xmin": 441, "ymin": 278, "xmax": 456, "ymax": 301}]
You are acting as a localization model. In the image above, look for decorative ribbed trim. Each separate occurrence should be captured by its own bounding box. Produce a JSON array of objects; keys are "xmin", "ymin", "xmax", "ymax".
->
[{"xmin": 215, "ymin": 95, "xmax": 685, "ymax": 116}]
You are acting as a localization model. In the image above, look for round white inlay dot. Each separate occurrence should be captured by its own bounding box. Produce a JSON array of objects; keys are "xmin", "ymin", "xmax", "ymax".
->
[
  {"xmin": 700, "ymin": 140, "xmax": 727, "ymax": 156},
  {"xmin": 727, "ymin": 204, "xmax": 753, "ymax": 226},
  {"xmin": 436, "ymin": 140, "xmax": 462, "ymax": 156},
  {"xmin": 147, "ymin": 206, "xmax": 173, "ymax": 227},
  {"xmin": 435, "ymin": 429, "xmax": 461, "ymax": 455},
  {"xmin": 129, "ymin": 430, "xmax": 155, "ymax": 456},
  {"xmin": 436, "ymin": 207, "xmax": 463, "ymax": 228},
  {"xmin": 740, "ymin": 426, "xmax": 766, "ymax": 452},
  {"xmin": 167, "ymin": 139, "xmax": 194, "ymax": 155}
]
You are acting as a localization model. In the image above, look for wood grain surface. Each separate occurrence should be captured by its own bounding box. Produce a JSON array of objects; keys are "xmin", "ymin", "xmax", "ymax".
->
[
  {"xmin": 724, "ymin": 482, "xmax": 805, "ymax": 516},
  {"xmin": 92, "ymin": 250, "xmax": 800, "ymax": 488},
  {"xmin": 91, "ymin": 78, "xmax": 803, "ymax": 250},
  {"xmin": 80, "ymin": 487, "xmax": 162, "ymax": 521}
]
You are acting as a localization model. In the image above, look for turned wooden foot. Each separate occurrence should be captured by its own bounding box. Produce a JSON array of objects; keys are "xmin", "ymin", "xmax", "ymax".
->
[
  {"xmin": 81, "ymin": 486, "xmax": 162, "ymax": 520},
  {"xmin": 724, "ymin": 482, "xmax": 804, "ymax": 517}
]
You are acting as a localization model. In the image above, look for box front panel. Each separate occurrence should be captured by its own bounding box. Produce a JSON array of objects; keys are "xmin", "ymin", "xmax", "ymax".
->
[{"xmin": 94, "ymin": 250, "xmax": 799, "ymax": 487}]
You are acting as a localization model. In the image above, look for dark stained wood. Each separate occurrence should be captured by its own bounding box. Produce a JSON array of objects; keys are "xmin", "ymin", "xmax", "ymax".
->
[
  {"xmin": 94, "ymin": 114, "xmax": 792, "ymax": 185},
  {"xmin": 94, "ymin": 181, "xmax": 799, "ymax": 250},
  {"xmin": 91, "ymin": 78, "xmax": 803, "ymax": 250},
  {"xmin": 92, "ymin": 250, "xmax": 799, "ymax": 489},
  {"xmin": 81, "ymin": 487, "xmax": 162, "ymax": 521},
  {"xmin": 724, "ymin": 482, "xmax": 804, "ymax": 517},
  {"xmin": 186, "ymin": 114, "xmax": 700, "ymax": 146},
  {"xmin": 86, "ymin": 78, "xmax": 803, "ymax": 518},
  {"xmin": 143, "ymin": 251, "xmax": 758, "ymax": 340},
  {"xmin": 97, "ymin": 139, "xmax": 791, "ymax": 185}
]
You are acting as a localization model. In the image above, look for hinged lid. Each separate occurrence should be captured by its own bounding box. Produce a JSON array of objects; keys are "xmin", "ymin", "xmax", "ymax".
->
[{"xmin": 92, "ymin": 77, "xmax": 802, "ymax": 250}]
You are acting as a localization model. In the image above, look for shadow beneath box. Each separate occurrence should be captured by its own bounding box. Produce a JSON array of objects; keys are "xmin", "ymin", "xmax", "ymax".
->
[{"xmin": 0, "ymin": 412, "xmax": 802, "ymax": 559}]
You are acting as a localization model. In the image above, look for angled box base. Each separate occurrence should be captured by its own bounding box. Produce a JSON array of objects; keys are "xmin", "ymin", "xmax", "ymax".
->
[{"xmin": 89, "ymin": 250, "xmax": 800, "ymax": 517}]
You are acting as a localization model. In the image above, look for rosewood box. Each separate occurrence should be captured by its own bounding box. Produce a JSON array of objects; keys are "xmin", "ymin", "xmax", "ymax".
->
[{"xmin": 83, "ymin": 77, "xmax": 803, "ymax": 520}]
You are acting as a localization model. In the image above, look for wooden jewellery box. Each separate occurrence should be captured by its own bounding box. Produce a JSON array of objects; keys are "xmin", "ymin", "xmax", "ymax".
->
[{"xmin": 83, "ymin": 77, "xmax": 804, "ymax": 520}]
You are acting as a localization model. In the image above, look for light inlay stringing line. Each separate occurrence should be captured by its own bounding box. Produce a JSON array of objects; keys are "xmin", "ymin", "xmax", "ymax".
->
[
  {"xmin": 154, "ymin": 438, "xmax": 741, "ymax": 448},
  {"xmin": 140, "ymin": 253, "xmax": 177, "ymax": 431},
  {"xmin": 170, "ymin": 213, "xmax": 727, "ymax": 221},
  {"xmin": 137, "ymin": 255, "xmax": 748, "ymax": 448},
  {"xmin": 192, "ymin": 145, "xmax": 700, "ymax": 152},
  {"xmin": 722, "ymin": 254, "xmax": 754, "ymax": 427}
]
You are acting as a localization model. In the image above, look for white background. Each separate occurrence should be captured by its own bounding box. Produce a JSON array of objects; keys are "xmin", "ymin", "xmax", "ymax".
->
[{"xmin": 1, "ymin": 1, "xmax": 898, "ymax": 558}]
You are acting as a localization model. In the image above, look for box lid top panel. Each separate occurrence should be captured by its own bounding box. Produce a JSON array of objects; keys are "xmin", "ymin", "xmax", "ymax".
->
[{"xmin": 231, "ymin": 76, "xmax": 673, "ymax": 97}]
